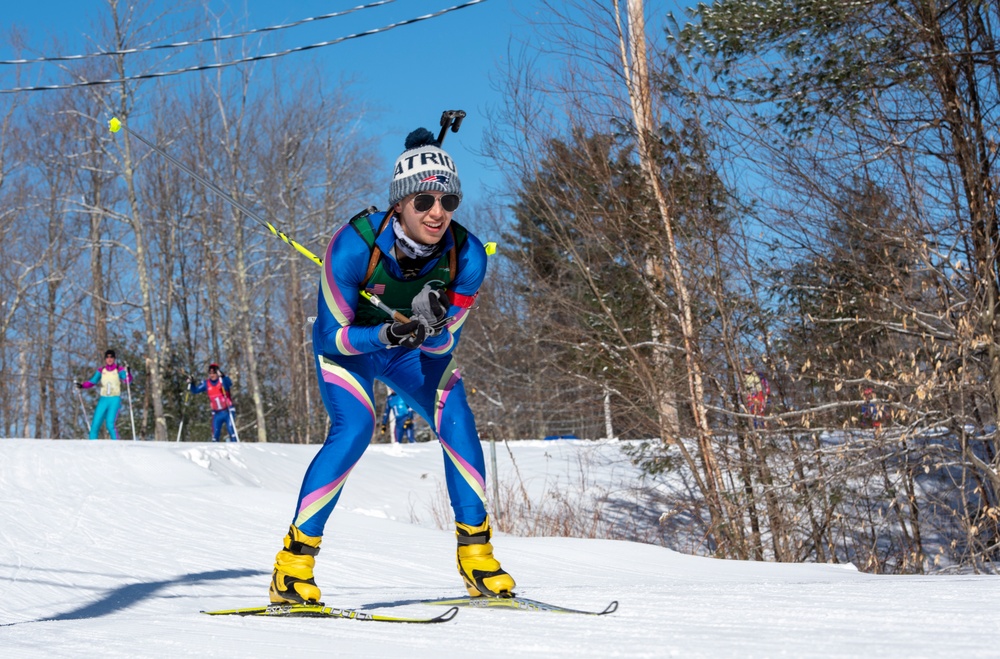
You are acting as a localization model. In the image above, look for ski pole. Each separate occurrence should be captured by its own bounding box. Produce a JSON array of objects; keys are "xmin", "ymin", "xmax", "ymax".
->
[
  {"xmin": 124, "ymin": 363, "xmax": 137, "ymax": 441},
  {"xmin": 176, "ymin": 386, "xmax": 190, "ymax": 442},
  {"xmin": 227, "ymin": 406, "xmax": 241, "ymax": 443},
  {"xmin": 217, "ymin": 370, "xmax": 241, "ymax": 443},
  {"xmin": 107, "ymin": 116, "xmax": 413, "ymax": 324},
  {"xmin": 75, "ymin": 384, "xmax": 90, "ymax": 430}
]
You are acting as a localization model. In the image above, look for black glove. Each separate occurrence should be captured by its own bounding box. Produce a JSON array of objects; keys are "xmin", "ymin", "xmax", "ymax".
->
[
  {"xmin": 74, "ymin": 381, "xmax": 83, "ymax": 389},
  {"xmin": 380, "ymin": 319, "xmax": 427, "ymax": 349},
  {"xmin": 410, "ymin": 285, "xmax": 449, "ymax": 336}
]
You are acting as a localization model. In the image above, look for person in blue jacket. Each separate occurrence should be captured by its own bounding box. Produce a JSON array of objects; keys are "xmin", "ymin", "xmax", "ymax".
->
[
  {"xmin": 187, "ymin": 363, "xmax": 237, "ymax": 442},
  {"xmin": 380, "ymin": 388, "xmax": 416, "ymax": 443},
  {"xmin": 75, "ymin": 349, "xmax": 132, "ymax": 440},
  {"xmin": 269, "ymin": 126, "xmax": 514, "ymax": 605}
]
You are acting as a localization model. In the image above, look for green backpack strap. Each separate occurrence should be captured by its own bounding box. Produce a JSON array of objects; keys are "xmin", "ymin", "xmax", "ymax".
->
[
  {"xmin": 349, "ymin": 207, "xmax": 395, "ymax": 285},
  {"xmin": 348, "ymin": 206, "xmax": 380, "ymax": 247}
]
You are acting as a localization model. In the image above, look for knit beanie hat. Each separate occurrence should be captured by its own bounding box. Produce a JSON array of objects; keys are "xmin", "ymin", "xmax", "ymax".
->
[
  {"xmin": 388, "ymin": 128, "xmax": 462, "ymax": 208},
  {"xmin": 105, "ymin": 349, "xmax": 116, "ymax": 359}
]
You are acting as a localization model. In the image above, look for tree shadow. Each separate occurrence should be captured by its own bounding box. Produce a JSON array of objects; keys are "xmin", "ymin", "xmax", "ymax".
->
[{"xmin": 2, "ymin": 568, "xmax": 265, "ymax": 626}]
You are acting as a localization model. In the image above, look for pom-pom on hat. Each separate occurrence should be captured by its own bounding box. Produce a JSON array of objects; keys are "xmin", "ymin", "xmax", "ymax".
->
[{"xmin": 389, "ymin": 128, "xmax": 462, "ymax": 209}]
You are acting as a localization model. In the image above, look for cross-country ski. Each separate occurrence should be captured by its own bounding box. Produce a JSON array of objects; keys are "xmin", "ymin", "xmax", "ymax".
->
[
  {"xmin": 418, "ymin": 595, "xmax": 618, "ymax": 616},
  {"xmin": 202, "ymin": 603, "xmax": 459, "ymax": 624}
]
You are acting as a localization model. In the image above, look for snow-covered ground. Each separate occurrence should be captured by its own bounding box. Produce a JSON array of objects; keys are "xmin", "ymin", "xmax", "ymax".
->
[{"xmin": 1, "ymin": 438, "xmax": 997, "ymax": 658}]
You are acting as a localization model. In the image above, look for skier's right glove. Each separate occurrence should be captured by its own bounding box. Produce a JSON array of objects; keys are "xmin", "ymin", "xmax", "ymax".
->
[
  {"xmin": 410, "ymin": 284, "xmax": 449, "ymax": 336},
  {"xmin": 379, "ymin": 319, "xmax": 427, "ymax": 349},
  {"xmin": 74, "ymin": 381, "xmax": 83, "ymax": 389}
]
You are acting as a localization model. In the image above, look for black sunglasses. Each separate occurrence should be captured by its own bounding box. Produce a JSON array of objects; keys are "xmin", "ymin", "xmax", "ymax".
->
[{"xmin": 412, "ymin": 193, "xmax": 460, "ymax": 213}]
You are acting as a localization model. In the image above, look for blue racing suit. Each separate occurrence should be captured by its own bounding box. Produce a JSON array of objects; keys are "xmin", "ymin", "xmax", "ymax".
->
[{"xmin": 291, "ymin": 211, "xmax": 488, "ymax": 537}]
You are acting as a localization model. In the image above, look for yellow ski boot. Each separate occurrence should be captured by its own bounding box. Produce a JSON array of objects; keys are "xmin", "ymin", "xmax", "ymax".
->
[
  {"xmin": 269, "ymin": 525, "xmax": 323, "ymax": 604},
  {"xmin": 456, "ymin": 516, "xmax": 515, "ymax": 597}
]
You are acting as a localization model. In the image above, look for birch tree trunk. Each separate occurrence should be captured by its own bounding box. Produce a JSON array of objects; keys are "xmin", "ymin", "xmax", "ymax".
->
[
  {"xmin": 212, "ymin": 74, "xmax": 268, "ymax": 443},
  {"xmin": 616, "ymin": 0, "xmax": 738, "ymax": 555},
  {"xmin": 110, "ymin": 7, "xmax": 167, "ymax": 441}
]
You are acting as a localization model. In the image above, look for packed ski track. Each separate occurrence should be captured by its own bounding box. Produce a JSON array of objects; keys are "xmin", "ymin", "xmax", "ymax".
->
[{"xmin": 1, "ymin": 439, "xmax": 997, "ymax": 657}]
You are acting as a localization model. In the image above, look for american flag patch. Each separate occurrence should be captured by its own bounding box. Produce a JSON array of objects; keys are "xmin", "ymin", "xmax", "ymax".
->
[{"xmin": 366, "ymin": 284, "xmax": 386, "ymax": 295}]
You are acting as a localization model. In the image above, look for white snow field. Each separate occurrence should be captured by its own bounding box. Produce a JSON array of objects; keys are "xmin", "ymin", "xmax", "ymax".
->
[{"xmin": 1, "ymin": 438, "xmax": 997, "ymax": 658}]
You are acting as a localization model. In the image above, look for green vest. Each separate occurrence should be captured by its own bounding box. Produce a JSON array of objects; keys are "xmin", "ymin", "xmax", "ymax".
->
[{"xmin": 350, "ymin": 212, "xmax": 468, "ymax": 327}]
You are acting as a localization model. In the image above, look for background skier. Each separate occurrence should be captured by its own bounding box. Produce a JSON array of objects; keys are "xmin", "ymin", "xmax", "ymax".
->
[
  {"xmin": 861, "ymin": 387, "xmax": 885, "ymax": 432},
  {"xmin": 380, "ymin": 387, "xmax": 416, "ymax": 443},
  {"xmin": 269, "ymin": 125, "xmax": 514, "ymax": 606},
  {"xmin": 75, "ymin": 349, "xmax": 132, "ymax": 440},
  {"xmin": 188, "ymin": 363, "xmax": 237, "ymax": 442},
  {"xmin": 742, "ymin": 366, "xmax": 770, "ymax": 429}
]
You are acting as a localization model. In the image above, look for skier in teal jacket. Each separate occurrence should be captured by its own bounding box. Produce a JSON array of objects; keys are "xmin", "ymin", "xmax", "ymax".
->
[
  {"xmin": 76, "ymin": 349, "xmax": 132, "ymax": 440},
  {"xmin": 269, "ymin": 126, "xmax": 514, "ymax": 606}
]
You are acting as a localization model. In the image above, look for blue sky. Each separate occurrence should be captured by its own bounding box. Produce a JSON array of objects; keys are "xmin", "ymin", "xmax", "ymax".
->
[{"xmin": 1, "ymin": 0, "xmax": 537, "ymax": 205}]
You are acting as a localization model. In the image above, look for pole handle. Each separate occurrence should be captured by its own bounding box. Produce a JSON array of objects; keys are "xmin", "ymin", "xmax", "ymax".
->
[{"xmin": 360, "ymin": 290, "xmax": 411, "ymax": 323}]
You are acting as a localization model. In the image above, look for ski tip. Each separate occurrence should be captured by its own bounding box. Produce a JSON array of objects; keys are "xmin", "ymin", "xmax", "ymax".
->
[
  {"xmin": 438, "ymin": 606, "xmax": 460, "ymax": 622},
  {"xmin": 601, "ymin": 601, "xmax": 619, "ymax": 615}
]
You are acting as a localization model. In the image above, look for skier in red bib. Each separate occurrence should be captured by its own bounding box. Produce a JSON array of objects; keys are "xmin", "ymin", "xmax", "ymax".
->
[
  {"xmin": 742, "ymin": 367, "xmax": 771, "ymax": 430},
  {"xmin": 188, "ymin": 363, "xmax": 237, "ymax": 442}
]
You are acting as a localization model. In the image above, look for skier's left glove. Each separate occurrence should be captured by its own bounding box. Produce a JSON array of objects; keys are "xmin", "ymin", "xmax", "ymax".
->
[
  {"xmin": 379, "ymin": 319, "xmax": 427, "ymax": 349},
  {"xmin": 410, "ymin": 284, "xmax": 449, "ymax": 336}
]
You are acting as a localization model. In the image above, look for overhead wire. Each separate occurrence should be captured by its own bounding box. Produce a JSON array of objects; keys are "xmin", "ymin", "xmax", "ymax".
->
[
  {"xmin": 0, "ymin": 0, "xmax": 397, "ymax": 64},
  {"xmin": 0, "ymin": 0, "xmax": 488, "ymax": 94}
]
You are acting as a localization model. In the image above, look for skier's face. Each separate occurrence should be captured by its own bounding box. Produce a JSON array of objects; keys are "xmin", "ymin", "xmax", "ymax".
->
[
  {"xmin": 394, "ymin": 192, "xmax": 454, "ymax": 245},
  {"xmin": 208, "ymin": 369, "xmax": 218, "ymax": 380}
]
